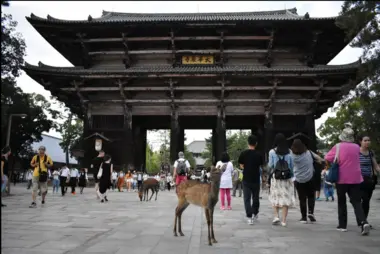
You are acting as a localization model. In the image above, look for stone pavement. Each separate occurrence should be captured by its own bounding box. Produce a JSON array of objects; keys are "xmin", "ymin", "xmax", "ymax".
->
[{"xmin": 1, "ymin": 184, "xmax": 380, "ymax": 254}]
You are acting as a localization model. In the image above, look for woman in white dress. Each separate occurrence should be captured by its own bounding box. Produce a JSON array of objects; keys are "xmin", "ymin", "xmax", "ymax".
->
[
  {"xmin": 216, "ymin": 152, "xmax": 234, "ymax": 210},
  {"xmin": 268, "ymin": 133, "xmax": 295, "ymax": 227}
]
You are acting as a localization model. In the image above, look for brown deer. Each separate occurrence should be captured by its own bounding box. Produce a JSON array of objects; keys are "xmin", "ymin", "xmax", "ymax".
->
[
  {"xmin": 138, "ymin": 178, "xmax": 159, "ymax": 202},
  {"xmin": 173, "ymin": 164, "xmax": 225, "ymax": 246}
]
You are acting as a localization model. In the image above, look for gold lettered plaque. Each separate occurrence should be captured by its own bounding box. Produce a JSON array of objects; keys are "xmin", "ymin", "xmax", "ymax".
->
[{"xmin": 182, "ymin": 55, "xmax": 214, "ymax": 65}]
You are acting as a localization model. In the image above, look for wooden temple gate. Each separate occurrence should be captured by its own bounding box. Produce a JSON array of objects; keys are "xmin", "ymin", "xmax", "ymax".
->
[{"xmin": 23, "ymin": 8, "xmax": 360, "ymax": 171}]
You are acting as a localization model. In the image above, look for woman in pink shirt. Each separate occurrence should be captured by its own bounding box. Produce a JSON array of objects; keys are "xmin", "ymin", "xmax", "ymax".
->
[{"xmin": 325, "ymin": 124, "xmax": 370, "ymax": 236}]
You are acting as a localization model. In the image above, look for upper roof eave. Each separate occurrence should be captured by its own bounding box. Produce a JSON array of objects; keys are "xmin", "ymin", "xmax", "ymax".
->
[
  {"xmin": 22, "ymin": 60, "xmax": 361, "ymax": 76},
  {"xmin": 26, "ymin": 8, "xmax": 337, "ymax": 25}
]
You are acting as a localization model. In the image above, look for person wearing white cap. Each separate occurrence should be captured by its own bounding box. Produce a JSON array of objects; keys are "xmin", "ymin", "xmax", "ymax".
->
[{"xmin": 325, "ymin": 123, "xmax": 371, "ymax": 235}]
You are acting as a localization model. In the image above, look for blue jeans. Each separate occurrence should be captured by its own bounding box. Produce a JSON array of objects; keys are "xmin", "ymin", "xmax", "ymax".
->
[
  {"xmin": 1, "ymin": 175, "xmax": 8, "ymax": 192},
  {"xmin": 53, "ymin": 179, "xmax": 60, "ymax": 193}
]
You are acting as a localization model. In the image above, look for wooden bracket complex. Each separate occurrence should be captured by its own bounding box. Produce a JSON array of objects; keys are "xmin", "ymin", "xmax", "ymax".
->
[
  {"xmin": 305, "ymin": 31, "xmax": 321, "ymax": 67},
  {"xmin": 265, "ymin": 29, "xmax": 275, "ymax": 68},
  {"xmin": 170, "ymin": 29, "xmax": 176, "ymax": 67},
  {"xmin": 309, "ymin": 79, "xmax": 328, "ymax": 115},
  {"xmin": 76, "ymin": 33, "xmax": 90, "ymax": 68},
  {"xmin": 121, "ymin": 33, "xmax": 131, "ymax": 68}
]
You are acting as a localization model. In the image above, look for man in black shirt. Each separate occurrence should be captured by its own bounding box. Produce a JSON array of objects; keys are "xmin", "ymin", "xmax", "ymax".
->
[
  {"xmin": 238, "ymin": 135, "xmax": 265, "ymax": 225},
  {"xmin": 90, "ymin": 150, "xmax": 105, "ymax": 199}
]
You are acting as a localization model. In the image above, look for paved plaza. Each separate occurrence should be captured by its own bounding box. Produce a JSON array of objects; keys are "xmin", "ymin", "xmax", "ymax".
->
[{"xmin": 1, "ymin": 184, "xmax": 380, "ymax": 254}]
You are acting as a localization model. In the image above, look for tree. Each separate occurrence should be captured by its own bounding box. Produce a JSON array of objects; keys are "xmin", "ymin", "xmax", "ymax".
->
[
  {"xmin": 201, "ymin": 130, "xmax": 250, "ymax": 168},
  {"xmin": 58, "ymin": 112, "xmax": 83, "ymax": 166},
  {"xmin": 201, "ymin": 133, "xmax": 213, "ymax": 168},
  {"xmin": 319, "ymin": 2, "xmax": 379, "ymax": 155},
  {"xmin": 145, "ymin": 143, "xmax": 160, "ymax": 174},
  {"xmin": 1, "ymin": 5, "xmax": 57, "ymax": 193}
]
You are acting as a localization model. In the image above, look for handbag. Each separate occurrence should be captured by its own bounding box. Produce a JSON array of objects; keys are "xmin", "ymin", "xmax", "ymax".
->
[
  {"xmin": 368, "ymin": 150, "xmax": 378, "ymax": 186},
  {"xmin": 326, "ymin": 144, "xmax": 340, "ymax": 183},
  {"xmin": 97, "ymin": 164, "xmax": 103, "ymax": 179}
]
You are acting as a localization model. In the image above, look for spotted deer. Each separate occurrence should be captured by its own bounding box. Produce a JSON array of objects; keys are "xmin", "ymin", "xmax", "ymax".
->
[
  {"xmin": 138, "ymin": 178, "xmax": 159, "ymax": 202},
  {"xmin": 173, "ymin": 164, "xmax": 225, "ymax": 246}
]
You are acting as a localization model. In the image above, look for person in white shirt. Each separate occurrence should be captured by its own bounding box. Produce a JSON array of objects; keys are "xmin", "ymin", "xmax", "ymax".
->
[
  {"xmin": 111, "ymin": 170, "xmax": 118, "ymax": 191},
  {"xmin": 132, "ymin": 171, "xmax": 138, "ymax": 191},
  {"xmin": 70, "ymin": 168, "xmax": 79, "ymax": 195},
  {"xmin": 26, "ymin": 169, "xmax": 33, "ymax": 190},
  {"xmin": 52, "ymin": 168, "xmax": 60, "ymax": 194},
  {"xmin": 166, "ymin": 173, "xmax": 173, "ymax": 191},
  {"xmin": 216, "ymin": 152, "xmax": 234, "ymax": 210},
  {"xmin": 59, "ymin": 165, "xmax": 70, "ymax": 196}
]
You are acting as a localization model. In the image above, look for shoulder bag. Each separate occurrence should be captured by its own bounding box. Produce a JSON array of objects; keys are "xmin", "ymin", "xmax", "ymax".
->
[{"xmin": 326, "ymin": 144, "xmax": 340, "ymax": 183}]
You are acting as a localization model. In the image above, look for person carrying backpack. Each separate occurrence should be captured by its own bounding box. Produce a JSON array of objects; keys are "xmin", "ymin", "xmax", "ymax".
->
[
  {"xmin": 173, "ymin": 151, "xmax": 190, "ymax": 193},
  {"xmin": 267, "ymin": 133, "xmax": 295, "ymax": 227}
]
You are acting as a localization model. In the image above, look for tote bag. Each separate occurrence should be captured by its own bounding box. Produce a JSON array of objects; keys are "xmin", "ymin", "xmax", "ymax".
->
[{"xmin": 326, "ymin": 144, "xmax": 340, "ymax": 183}]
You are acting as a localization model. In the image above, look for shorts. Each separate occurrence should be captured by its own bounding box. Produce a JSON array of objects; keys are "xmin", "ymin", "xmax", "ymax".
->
[
  {"xmin": 1, "ymin": 174, "xmax": 8, "ymax": 192},
  {"xmin": 176, "ymin": 175, "xmax": 187, "ymax": 186},
  {"xmin": 32, "ymin": 176, "xmax": 47, "ymax": 194}
]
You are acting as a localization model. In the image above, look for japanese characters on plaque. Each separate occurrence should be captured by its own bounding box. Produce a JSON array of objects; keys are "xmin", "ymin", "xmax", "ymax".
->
[{"xmin": 181, "ymin": 55, "xmax": 214, "ymax": 65}]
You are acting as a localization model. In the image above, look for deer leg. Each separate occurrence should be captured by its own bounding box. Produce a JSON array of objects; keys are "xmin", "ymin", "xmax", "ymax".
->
[
  {"xmin": 204, "ymin": 208, "xmax": 212, "ymax": 246},
  {"xmin": 155, "ymin": 187, "xmax": 159, "ymax": 201},
  {"xmin": 177, "ymin": 202, "xmax": 189, "ymax": 236},
  {"xmin": 173, "ymin": 206, "xmax": 179, "ymax": 237},
  {"xmin": 210, "ymin": 207, "xmax": 217, "ymax": 243},
  {"xmin": 144, "ymin": 189, "xmax": 148, "ymax": 201},
  {"xmin": 149, "ymin": 188, "xmax": 154, "ymax": 201}
]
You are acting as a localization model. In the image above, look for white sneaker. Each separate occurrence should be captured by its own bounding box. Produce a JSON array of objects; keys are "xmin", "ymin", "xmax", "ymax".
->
[
  {"xmin": 248, "ymin": 218, "xmax": 254, "ymax": 225},
  {"xmin": 281, "ymin": 222, "xmax": 287, "ymax": 227},
  {"xmin": 252, "ymin": 214, "xmax": 259, "ymax": 222},
  {"xmin": 272, "ymin": 217, "xmax": 280, "ymax": 225}
]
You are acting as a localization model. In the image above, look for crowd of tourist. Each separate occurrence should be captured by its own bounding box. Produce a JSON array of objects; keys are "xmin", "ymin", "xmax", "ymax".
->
[{"xmin": 1, "ymin": 122, "xmax": 379, "ymax": 237}]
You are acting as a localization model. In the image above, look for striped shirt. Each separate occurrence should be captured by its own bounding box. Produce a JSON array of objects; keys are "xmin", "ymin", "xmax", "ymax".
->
[{"xmin": 359, "ymin": 152, "xmax": 373, "ymax": 177}]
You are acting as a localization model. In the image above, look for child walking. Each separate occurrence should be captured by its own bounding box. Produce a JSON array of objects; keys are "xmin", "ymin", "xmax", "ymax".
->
[{"xmin": 322, "ymin": 170, "xmax": 334, "ymax": 201}]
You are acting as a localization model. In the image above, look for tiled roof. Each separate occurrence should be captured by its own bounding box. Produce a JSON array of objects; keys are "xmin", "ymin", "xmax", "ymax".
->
[
  {"xmin": 27, "ymin": 8, "xmax": 335, "ymax": 24},
  {"xmin": 23, "ymin": 61, "xmax": 360, "ymax": 76},
  {"xmin": 187, "ymin": 140, "xmax": 207, "ymax": 154}
]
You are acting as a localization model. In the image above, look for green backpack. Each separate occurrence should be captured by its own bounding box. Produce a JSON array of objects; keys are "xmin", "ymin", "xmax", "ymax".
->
[{"xmin": 238, "ymin": 170, "xmax": 243, "ymax": 181}]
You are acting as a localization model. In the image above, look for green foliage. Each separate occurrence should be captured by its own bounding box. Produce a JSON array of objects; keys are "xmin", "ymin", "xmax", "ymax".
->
[
  {"xmin": 1, "ymin": 11, "xmax": 55, "ymax": 162},
  {"xmin": 319, "ymin": 1, "xmax": 379, "ymax": 155},
  {"xmin": 201, "ymin": 133, "xmax": 213, "ymax": 167},
  {"xmin": 202, "ymin": 130, "xmax": 250, "ymax": 167},
  {"xmin": 227, "ymin": 130, "xmax": 250, "ymax": 167},
  {"xmin": 57, "ymin": 113, "xmax": 83, "ymax": 165},
  {"xmin": 145, "ymin": 143, "xmax": 160, "ymax": 174}
]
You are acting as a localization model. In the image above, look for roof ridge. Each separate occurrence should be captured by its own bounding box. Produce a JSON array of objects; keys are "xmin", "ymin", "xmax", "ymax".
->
[{"xmin": 101, "ymin": 8, "xmax": 295, "ymax": 16}]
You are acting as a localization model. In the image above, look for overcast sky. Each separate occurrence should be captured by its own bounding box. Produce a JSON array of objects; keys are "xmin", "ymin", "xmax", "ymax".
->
[{"xmin": 5, "ymin": 1, "xmax": 362, "ymax": 149}]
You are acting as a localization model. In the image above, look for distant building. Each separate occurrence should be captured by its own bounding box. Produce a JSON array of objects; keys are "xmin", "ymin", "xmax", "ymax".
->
[
  {"xmin": 187, "ymin": 140, "xmax": 207, "ymax": 168},
  {"xmin": 31, "ymin": 133, "xmax": 78, "ymax": 167}
]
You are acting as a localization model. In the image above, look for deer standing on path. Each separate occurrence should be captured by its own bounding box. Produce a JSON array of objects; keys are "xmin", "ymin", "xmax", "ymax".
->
[
  {"xmin": 173, "ymin": 164, "xmax": 225, "ymax": 246},
  {"xmin": 138, "ymin": 178, "xmax": 159, "ymax": 201}
]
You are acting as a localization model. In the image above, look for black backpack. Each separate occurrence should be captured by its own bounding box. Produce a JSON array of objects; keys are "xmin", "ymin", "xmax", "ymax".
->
[
  {"xmin": 273, "ymin": 150, "xmax": 292, "ymax": 180},
  {"xmin": 177, "ymin": 160, "xmax": 188, "ymax": 176}
]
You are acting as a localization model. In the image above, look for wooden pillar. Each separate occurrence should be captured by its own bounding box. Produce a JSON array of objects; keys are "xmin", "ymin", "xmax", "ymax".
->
[
  {"xmin": 178, "ymin": 127, "xmax": 185, "ymax": 153},
  {"xmin": 82, "ymin": 117, "xmax": 93, "ymax": 170},
  {"xmin": 305, "ymin": 114, "xmax": 317, "ymax": 151},
  {"xmin": 251, "ymin": 125, "xmax": 265, "ymax": 158},
  {"xmin": 122, "ymin": 107, "xmax": 134, "ymax": 169},
  {"xmin": 170, "ymin": 109, "xmax": 179, "ymax": 164},
  {"xmin": 263, "ymin": 110, "xmax": 274, "ymax": 162},
  {"xmin": 212, "ymin": 129, "xmax": 217, "ymax": 165},
  {"xmin": 215, "ymin": 107, "xmax": 226, "ymax": 162},
  {"xmin": 133, "ymin": 126, "xmax": 146, "ymax": 171}
]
